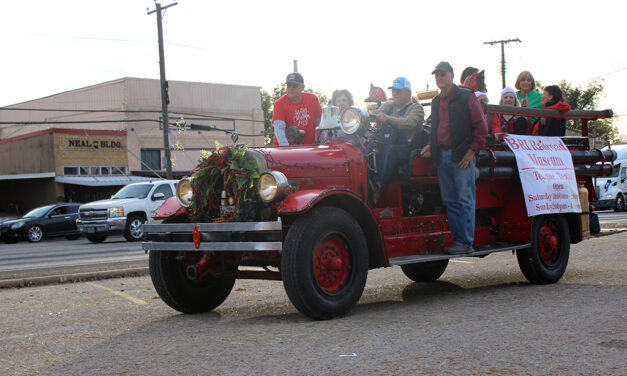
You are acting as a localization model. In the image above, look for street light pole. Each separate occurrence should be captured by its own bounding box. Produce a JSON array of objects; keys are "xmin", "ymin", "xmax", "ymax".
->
[{"xmin": 148, "ymin": 2, "xmax": 178, "ymax": 179}]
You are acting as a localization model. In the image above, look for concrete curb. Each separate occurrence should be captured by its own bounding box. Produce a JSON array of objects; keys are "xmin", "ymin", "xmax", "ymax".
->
[
  {"xmin": 0, "ymin": 267, "xmax": 149, "ymax": 289},
  {"xmin": 600, "ymin": 222, "xmax": 627, "ymax": 230}
]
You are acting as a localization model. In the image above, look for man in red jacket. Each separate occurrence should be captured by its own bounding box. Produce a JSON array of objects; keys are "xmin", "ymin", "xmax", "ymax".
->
[{"xmin": 272, "ymin": 73, "xmax": 322, "ymax": 146}]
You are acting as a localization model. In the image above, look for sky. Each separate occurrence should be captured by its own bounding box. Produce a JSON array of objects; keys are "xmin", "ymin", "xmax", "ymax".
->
[{"xmin": 2, "ymin": 0, "xmax": 626, "ymax": 134}]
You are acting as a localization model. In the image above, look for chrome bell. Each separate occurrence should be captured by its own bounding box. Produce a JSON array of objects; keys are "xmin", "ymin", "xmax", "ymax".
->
[{"xmin": 316, "ymin": 103, "xmax": 341, "ymax": 130}]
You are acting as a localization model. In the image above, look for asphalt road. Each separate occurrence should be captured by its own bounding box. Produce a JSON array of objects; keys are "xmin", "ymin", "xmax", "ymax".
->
[
  {"xmin": 0, "ymin": 236, "xmax": 147, "ymax": 286},
  {"xmin": 0, "ymin": 211, "xmax": 625, "ymax": 288},
  {"xmin": 598, "ymin": 210, "xmax": 627, "ymax": 227},
  {"xmin": 1, "ymin": 231, "xmax": 624, "ymax": 375}
]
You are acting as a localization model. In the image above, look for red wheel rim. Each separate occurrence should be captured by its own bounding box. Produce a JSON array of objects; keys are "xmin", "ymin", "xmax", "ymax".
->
[
  {"xmin": 314, "ymin": 234, "xmax": 351, "ymax": 294},
  {"xmin": 539, "ymin": 221, "xmax": 560, "ymax": 266}
]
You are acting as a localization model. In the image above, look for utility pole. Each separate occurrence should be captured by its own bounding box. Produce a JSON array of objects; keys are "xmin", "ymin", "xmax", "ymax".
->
[
  {"xmin": 483, "ymin": 38, "xmax": 521, "ymax": 89},
  {"xmin": 148, "ymin": 1, "xmax": 177, "ymax": 179},
  {"xmin": 293, "ymin": 60, "xmax": 298, "ymax": 73}
]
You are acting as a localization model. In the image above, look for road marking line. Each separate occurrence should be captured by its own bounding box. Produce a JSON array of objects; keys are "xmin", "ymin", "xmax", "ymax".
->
[
  {"xmin": 86, "ymin": 282, "xmax": 148, "ymax": 306},
  {"xmin": 450, "ymin": 260, "xmax": 474, "ymax": 264}
]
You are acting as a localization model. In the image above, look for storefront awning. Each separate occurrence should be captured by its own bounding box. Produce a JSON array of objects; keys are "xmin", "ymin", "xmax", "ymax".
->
[
  {"xmin": 55, "ymin": 175, "xmax": 163, "ymax": 187},
  {"xmin": 0, "ymin": 172, "xmax": 56, "ymax": 181}
]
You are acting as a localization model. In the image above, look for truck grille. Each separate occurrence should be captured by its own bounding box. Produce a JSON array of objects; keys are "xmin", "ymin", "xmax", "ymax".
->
[{"xmin": 79, "ymin": 208, "xmax": 108, "ymax": 220}]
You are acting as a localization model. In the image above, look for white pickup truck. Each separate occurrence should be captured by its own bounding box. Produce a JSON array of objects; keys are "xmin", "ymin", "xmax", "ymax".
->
[{"xmin": 76, "ymin": 180, "xmax": 179, "ymax": 242}]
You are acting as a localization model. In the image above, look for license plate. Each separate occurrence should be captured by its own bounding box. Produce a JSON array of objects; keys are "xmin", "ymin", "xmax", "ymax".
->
[{"xmin": 87, "ymin": 227, "xmax": 95, "ymax": 233}]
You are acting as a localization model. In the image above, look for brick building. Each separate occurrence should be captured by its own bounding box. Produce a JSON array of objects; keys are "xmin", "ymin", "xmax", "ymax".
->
[{"xmin": 0, "ymin": 77, "xmax": 264, "ymax": 213}]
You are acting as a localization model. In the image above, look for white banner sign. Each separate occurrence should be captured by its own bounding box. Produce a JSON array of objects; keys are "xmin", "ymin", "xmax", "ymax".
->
[{"xmin": 504, "ymin": 135, "xmax": 581, "ymax": 216}]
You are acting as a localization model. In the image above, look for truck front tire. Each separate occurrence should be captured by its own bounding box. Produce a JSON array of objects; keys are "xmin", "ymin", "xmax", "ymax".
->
[
  {"xmin": 281, "ymin": 207, "xmax": 368, "ymax": 320},
  {"xmin": 149, "ymin": 251, "xmax": 235, "ymax": 313},
  {"xmin": 124, "ymin": 214, "xmax": 145, "ymax": 241},
  {"xmin": 614, "ymin": 194, "xmax": 625, "ymax": 212}
]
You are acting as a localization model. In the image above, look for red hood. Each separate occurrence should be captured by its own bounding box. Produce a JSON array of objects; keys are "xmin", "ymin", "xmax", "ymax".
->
[{"xmin": 546, "ymin": 101, "xmax": 571, "ymax": 113}]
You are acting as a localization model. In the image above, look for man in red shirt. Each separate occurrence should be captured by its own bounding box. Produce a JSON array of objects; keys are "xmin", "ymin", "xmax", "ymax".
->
[
  {"xmin": 421, "ymin": 61, "xmax": 488, "ymax": 255},
  {"xmin": 272, "ymin": 73, "xmax": 322, "ymax": 145}
]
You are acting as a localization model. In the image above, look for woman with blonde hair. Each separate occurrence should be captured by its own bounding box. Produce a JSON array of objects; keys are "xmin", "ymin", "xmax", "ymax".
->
[{"xmin": 515, "ymin": 71, "xmax": 542, "ymax": 109}]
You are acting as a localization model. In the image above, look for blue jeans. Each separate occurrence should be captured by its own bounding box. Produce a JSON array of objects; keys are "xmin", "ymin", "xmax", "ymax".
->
[
  {"xmin": 437, "ymin": 149, "xmax": 476, "ymax": 247},
  {"xmin": 372, "ymin": 143, "xmax": 411, "ymax": 188}
]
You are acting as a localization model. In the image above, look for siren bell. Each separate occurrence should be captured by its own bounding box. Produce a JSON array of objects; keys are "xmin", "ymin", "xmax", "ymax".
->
[{"xmin": 316, "ymin": 104, "xmax": 341, "ymax": 131}]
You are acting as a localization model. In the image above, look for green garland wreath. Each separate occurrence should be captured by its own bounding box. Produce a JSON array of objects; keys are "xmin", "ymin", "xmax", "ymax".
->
[{"xmin": 190, "ymin": 143, "xmax": 261, "ymax": 222}]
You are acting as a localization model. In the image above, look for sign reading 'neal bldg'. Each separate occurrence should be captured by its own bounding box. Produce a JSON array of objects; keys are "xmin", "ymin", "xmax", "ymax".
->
[{"xmin": 68, "ymin": 139, "xmax": 122, "ymax": 149}]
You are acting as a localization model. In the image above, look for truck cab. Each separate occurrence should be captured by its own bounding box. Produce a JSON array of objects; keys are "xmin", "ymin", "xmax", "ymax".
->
[{"xmin": 595, "ymin": 144, "xmax": 627, "ymax": 211}]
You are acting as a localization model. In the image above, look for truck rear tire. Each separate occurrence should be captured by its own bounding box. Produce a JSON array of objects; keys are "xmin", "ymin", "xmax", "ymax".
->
[
  {"xmin": 124, "ymin": 214, "xmax": 145, "ymax": 241},
  {"xmin": 149, "ymin": 251, "xmax": 235, "ymax": 313},
  {"xmin": 281, "ymin": 207, "xmax": 368, "ymax": 320},
  {"xmin": 517, "ymin": 215, "xmax": 570, "ymax": 284},
  {"xmin": 401, "ymin": 260, "xmax": 449, "ymax": 282},
  {"xmin": 86, "ymin": 234, "xmax": 107, "ymax": 243}
]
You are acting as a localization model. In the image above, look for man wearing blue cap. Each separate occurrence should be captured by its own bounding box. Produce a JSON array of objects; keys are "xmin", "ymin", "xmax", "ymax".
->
[{"xmin": 370, "ymin": 77, "xmax": 424, "ymax": 203}]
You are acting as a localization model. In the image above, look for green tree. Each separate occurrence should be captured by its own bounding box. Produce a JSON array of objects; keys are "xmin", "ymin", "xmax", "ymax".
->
[
  {"xmin": 557, "ymin": 80, "xmax": 618, "ymax": 142},
  {"xmin": 260, "ymin": 84, "xmax": 329, "ymax": 145}
]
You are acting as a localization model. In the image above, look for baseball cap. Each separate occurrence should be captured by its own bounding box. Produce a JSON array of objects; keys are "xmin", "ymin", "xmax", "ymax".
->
[
  {"xmin": 432, "ymin": 61, "xmax": 454, "ymax": 74},
  {"xmin": 388, "ymin": 77, "xmax": 411, "ymax": 91},
  {"xmin": 285, "ymin": 72, "xmax": 304, "ymax": 84}
]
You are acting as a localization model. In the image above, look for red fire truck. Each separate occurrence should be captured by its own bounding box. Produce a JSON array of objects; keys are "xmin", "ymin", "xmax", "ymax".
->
[{"xmin": 143, "ymin": 105, "xmax": 614, "ymax": 320}]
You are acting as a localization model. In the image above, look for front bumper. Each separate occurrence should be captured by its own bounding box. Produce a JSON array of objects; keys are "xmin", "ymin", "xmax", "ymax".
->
[
  {"xmin": 76, "ymin": 217, "xmax": 126, "ymax": 234},
  {"xmin": 593, "ymin": 199, "xmax": 616, "ymax": 210},
  {"xmin": 142, "ymin": 221, "xmax": 283, "ymax": 252},
  {"xmin": 1, "ymin": 227, "xmax": 24, "ymax": 241}
]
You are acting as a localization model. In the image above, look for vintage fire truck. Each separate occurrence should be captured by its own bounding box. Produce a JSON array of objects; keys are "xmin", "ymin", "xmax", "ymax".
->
[{"xmin": 142, "ymin": 104, "xmax": 614, "ymax": 320}]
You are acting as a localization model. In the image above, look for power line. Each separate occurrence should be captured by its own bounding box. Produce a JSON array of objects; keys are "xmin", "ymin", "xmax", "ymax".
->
[
  {"xmin": 0, "ymin": 119, "xmax": 159, "ymax": 125},
  {"xmin": 587, "ymin": 66, "xmax": 627, "ymax": 81},
  {"xmin": 0, "ymin": 107, "xmax": 265, "ymax": 123},
  {"xmin": 0, "ymin": 107, "xmax": 156, "ymax": 114}
]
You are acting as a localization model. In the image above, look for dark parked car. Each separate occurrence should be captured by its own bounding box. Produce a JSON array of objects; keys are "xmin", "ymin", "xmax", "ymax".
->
[{"xmin": 0, "ymin": 203, "xmax": 82, "ymax": 243}]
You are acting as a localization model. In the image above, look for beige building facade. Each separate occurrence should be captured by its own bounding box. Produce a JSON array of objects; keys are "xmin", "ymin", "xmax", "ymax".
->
[{"xmin": 0, "ymin": 77, "xmax": 264, "ymax": 213}]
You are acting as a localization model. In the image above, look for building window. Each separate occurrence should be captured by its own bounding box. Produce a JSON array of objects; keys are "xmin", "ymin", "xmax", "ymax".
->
[
  {"xmin": 63, "ymin": 165, "xmax": 128, "ymax": 176},
  {"xmin": 141, "ymin": 149, "xmax": 161, "ymax": 171},
  {"xmin": 111, "ymin": 166, "xmax": 127, "ymax": 175},
  {"xmin": 64, "ymin": 167, "xmax": 78, "ymax": 175}
]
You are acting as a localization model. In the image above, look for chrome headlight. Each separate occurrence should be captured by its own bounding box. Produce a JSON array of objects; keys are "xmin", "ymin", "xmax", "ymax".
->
[
  {"xmin": 341, "ymin": 107, "xmax": 371, "ymax": 136},
  {"xmin": 11, "ymin": 221, "xmax": 25, "ymax": 230},
  {"xmin": 340, "ymin": 107, "xmax": 362, "ymax": 135},
  {"xmin": 258, "ymin": 171, "xmax": 289, "ymax": 204},
  {"xmin": 176, "ymin": 177, "xmax": 193, "ymax": 207},
  {"xmin": 109, "ymin": 207, "xmax": 124, "ymax": 218}
]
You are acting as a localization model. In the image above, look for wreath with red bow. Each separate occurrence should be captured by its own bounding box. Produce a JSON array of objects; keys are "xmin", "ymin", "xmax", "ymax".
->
[{"xmin": 190, "ymin": 143, "xmax": 261, "ymax": 222}]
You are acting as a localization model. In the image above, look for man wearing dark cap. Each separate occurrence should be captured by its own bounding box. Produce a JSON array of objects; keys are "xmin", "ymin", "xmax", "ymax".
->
[
  {"xmin": 421, "ymin": 62, "xmax": 488, "ymax": 254},
  {"xmin": 369, "ymin": 76, "xmax": 424, "ymax": 203},
  {"xmin": 272, "ymin": 72, "xmax": 322, "ymax": 146}
]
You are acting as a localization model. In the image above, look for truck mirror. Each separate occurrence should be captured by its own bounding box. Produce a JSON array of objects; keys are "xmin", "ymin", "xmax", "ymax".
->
[{"xmin": 152, "ymin": 192, "xmax": 166, "ymax": 201}]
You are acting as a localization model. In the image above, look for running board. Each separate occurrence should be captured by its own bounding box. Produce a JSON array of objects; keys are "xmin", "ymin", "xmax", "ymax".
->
[{"xmin": 388, "ymin": 243, "xmax": 531, "ymax": 266}]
